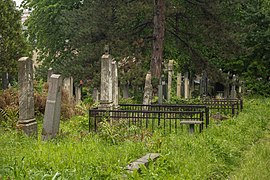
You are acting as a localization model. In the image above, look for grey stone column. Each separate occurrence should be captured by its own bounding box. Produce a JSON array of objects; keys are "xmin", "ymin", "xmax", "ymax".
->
[
  {"xmin": 99, "ymin": 45, "xmax": 113, "ymax": 109},
  {"xmin": 158, "ymin": 77, "xmax": 163, "ymax": 104},
  {"xmin": 231, "ymin": 74, "xmax": 237, "ymax": 99},
  {"xmin": 184, "ymin": 72, "xmax": 189, "ymax": 99},
  {"xmin": 143, "ymin": 71, "xmax": 152, "ymax": 105},
  {"xmin": 112, "ymin": 60, "xmax": 119, "ymax": 109},
  {"xmin": 63, "ymin": 77, "xmax": 74, "ymax": 103},
  {"xmin": 47, "ymin": 67, "xmax": 53, "ymax": 83},
  {"xmin": 42, "ymin": 74, "xmax": 62, "ymax": 140},
  {"xmin": 75, "ymin": 86, "xmax": 82, "ymax": 104},
  {"xmin": 92, "ymin": 88, "xmax": 99, "ymax": 103},
  {"xmin": 177, "ymin": 73, "xmax": 182, "ymax": 98},
  {"xmin": 167, "ymin": 60, "xmax": 173, "ymax": 102},
  {"xmin": 17, "ymin": 57, "xmax": 37, "ymax": 136}
]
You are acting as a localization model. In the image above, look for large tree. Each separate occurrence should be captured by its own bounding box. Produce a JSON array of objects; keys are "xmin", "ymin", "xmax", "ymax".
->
[{"xmin": 0, "ymin": 0, "xmax": 28, "ymax": 89}]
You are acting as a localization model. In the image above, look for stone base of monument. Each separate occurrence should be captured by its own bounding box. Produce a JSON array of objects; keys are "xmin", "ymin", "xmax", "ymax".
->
[
  {"xmin": 98, "ymin": 100, "xmax": 113, "ymax": 110},
  {"xmin": 16, "ymin": 118, "xmax": 38, "ymax": 136}
]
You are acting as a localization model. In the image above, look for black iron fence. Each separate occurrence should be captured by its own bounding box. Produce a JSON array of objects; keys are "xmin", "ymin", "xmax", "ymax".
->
[
  {"xmin": 89, "ymin": 109, "xmax": 205, "ymax": 134},
  {"xmin": 202, "ymin": 98, "xmax": 243, "ymax": 116},
  {"xmin": 119, "ymin": 104, "xmax": 209, "ymax": 127}
]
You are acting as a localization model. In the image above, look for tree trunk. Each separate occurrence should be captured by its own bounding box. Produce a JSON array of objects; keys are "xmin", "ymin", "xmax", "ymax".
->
[{"xmin": 150, "ymin": 0, "xmax": 165, "ymax": 79}]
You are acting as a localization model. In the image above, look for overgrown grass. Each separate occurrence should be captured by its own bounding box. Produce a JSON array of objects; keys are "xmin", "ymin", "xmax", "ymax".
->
[{"xmin": 0, "ymin": 98, "xmax": 270, "ymax": 179}]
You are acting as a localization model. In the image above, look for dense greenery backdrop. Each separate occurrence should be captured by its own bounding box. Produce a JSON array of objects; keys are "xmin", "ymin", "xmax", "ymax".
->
[{"xmin": 0, "ymin": 0, "xmax": 269, "ymax": 95}]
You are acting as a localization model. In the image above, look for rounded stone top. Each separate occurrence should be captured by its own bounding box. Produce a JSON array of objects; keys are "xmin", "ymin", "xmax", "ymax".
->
[{"xmin": 18, "ymin": 57, "xmax": 30, "ymax": 61}]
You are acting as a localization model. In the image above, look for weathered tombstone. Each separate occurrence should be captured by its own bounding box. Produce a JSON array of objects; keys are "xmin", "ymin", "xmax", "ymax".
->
[
  {"xmin": 231, "ymin": 74, "xmax": 237, "ymax": 99},
  {"xmin": 184, "ymin": 72, "xmax": 189, "ymax": 99},
  {"xmin": 189, "ymin": 78, "xmax": 195, "ymax": 98},
  {"xmin": 17, "ymin": 57, "xmax": 37, "ymax": 136},
  {"xmin": 112, "ymin": 60, "xmax": 119, "ymax": 108},
  {"xmin": 122, "ymin": 84, "xmax": 129, "ymax": 98},
  {"xmin": 63, "ymin": 76, "xmax": 74, "ymax": 103},
  {"xmin": 143, "ymin": 71, "xmax": 152, "ymax": 105},
  {"xmin": 158, "ymin": 77, "xmax": 163, "ymax": 104},
  {"xmin": 224, "ymin": 72, "xmax": 230, "ymax": 98},
  {"xmin": 99, "ymin": 45, "xmax": 113, "ymax": 109},
  {"xmin": 200, "ymin": 72, "xmax": 208, "ymax": 97},
  {"xmin": 177, "ymin": 73, "xmax": 182, "ymax": 98},
  {"xmin": 42, "ymin": 74, "xmax": 62, "ymax": 140},
  {"xmin": 75, "ymin": 86, "xmax": 82, "ymax": 104},
  {"xmin": 92, "ymin": 88, "xmax": 99, "ymax": 103},
  {"xmin": 47, "ymin": 67, "xmax": 53, "ymax": 83},
  {"xmin": 167, "ymin": 60, "xmax": 174, "ymax": 101},
  {"xmin": 162, "ymin": 79, "xmax": 167, "ymax": 100}
]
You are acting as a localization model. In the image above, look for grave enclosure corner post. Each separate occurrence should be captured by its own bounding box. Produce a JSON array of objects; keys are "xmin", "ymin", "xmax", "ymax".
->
[{"xmin": 17, "ymin": 57, "xmax": 38, "ymax": 137}]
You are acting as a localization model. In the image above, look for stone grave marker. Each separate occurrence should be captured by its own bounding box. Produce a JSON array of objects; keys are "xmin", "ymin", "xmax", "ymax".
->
[
  {"xmin": 184, "ymin": 72, "xmax": 189, "ymax": 99},
  {"xmin": 177, "ymin": 73, "xmax": 182, "ymax": 98},
  {"xmin": 99, "ymin": 45, "xmax": 113, "ymax": 109},
  {"xmin": 17, "ymin": 57, "xmax": 38, "ymax": 136},
  {"xmin": 167, "ymin": 60, "xmax": 173, "ymax": 101},
  {"xmin": 42, "ymin": 74, "xmax": 62, "ymax": 140},
  {"xmin": 112, "ymin": 60, "xmax": 119, "ymax": 108},
  {"xmin": 63, "ymin": 76, "xmax": 74, "ymax": 103},
  {"xmin": 231, "ymin": 74, "xmax": 237, "ymax": 99},
  {"xmin": 75, "ymin": 86, "xmax": 82, "ymax": 104},
  {"xmin": 143, "ymin": 71, "xmax": 152, "ymax": 105},
  {"xmin": 158, "ymin": 77, "xmax": 163, "ymax": 104},
  {"xmin": 92, "ymin": 88, "xmax": 99, "ymax": 103}
]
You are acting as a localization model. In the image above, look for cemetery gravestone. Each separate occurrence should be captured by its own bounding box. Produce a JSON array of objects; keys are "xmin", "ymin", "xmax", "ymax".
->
[
  {"xmin": 167, "ymin": 60, "xmax": 173, "ymax": 101},
  {"xmin": 143, "ymin": 71, "xmax": 152, "ymax": 105},
  {"xmin": 17, "ymin": 57, "xmax": 37, "ymax": 136},
  {"xmin": 231, "ymin": 74, "xmax": 237, "ymax": 99},
  {"xmin": 63, "ymin": 76, "xmax": 74, "ymax": 103},
  {"xmin": 158, "ymin": 77, "xmax": 163, "ymax": 104},
  {"xmin": 112, "ymin": 60, "xmax": 119, "ymax": 108},
  {"xmin": 92, "ymin": 88, "xmax": 99, "ymax": 103},
  {"xmin": 42, "ymin": 74, "xmax": 62, "ymax": 140},
  {"xmin": 177, "ymin": 73, "xmax": 182, "ymax": 98},
  {"xmin": 184, "ymin": 72, "xmax": 189, "ymax": 99},
  {"xmin": 75, "ymin": 86, "xmax": 82, "ymax": 104},
  {"xmin": 99, "ymin": 45, "xmax": 113, "ymax": 109}
]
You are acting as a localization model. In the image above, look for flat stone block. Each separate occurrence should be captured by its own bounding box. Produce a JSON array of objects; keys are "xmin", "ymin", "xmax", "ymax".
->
[{"xmin": 126, "ymin": 153, "xmax": 160, "ymax": 173}]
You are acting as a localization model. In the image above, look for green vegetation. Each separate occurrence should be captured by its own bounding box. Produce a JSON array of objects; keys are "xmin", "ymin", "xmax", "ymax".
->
[
  {"xmin": 1, "ymin": 98, "xmax": 270, "ymax": 179},
  {"xmin": 0, "ymin": 0, "xmax": 29, "ymax": 89}
]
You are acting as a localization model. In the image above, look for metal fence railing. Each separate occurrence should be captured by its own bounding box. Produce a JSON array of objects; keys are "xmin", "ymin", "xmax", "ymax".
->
[
  {"xmin": 202, "ymin": 98, "xmax": 243, "ymax": 116},
  {"xmin": 89, "ymin": 109, "xmax": 205, "ymax": 134}
]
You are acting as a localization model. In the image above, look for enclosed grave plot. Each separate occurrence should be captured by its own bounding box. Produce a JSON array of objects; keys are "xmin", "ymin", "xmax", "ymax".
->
[
  {"xmin": 119, "ymin": 104, "xmax": 210, "ymax": 127},
  {"xmin": 202, "ymin": 98, "xmax": 243, "ymax": 117},
  {"xmin": 89, "ymin": 109, "xmax": 205, "ymax": 135}
]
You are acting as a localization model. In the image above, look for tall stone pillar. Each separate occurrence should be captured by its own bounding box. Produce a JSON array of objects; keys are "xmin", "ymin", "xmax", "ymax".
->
[
  {"xmin": 167, "ymin": 60, "xmax": 173, "ymax": 102},
  {"xmin": 177, "ymin": 73, "xmax": 182, "ymax": 98},
  {"xmin": 143, "ymin": 71, "xmax": 152, "ymax": 105},
  {"xmin": 112, "ymin": 60, "xmax": 119, "ymax": 108},
  {"xmin": 99, "ymin": 45, "xmax": 113, "ymax": 109},
  {"xmin": 75, "ymin": 86, "xmax": 82, "ymax": 104},
  {"xmin": 92, "ymin": 88, "xmax": 99, "ymax": 103},
  {"xmin": 231, "ymin": 74, "xmax": 237, "ymax": 99},
  {"xmin": 184, "ymin": 72, "xmax": 189, "ymax": 99},
  {"xmin": 17, "ymin": 57, "xmax": 37, "ymax": 136},
  {"xmin": 42, "ymin": 74, "xmax": 62, "ymax": 140},
  {"xmin": 158, "ymin": 77, "xmax": 163, "ymax": 104},
  {"xmin": 63, "ymin": 77, "xmax": 74, "ymax": 103}
]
